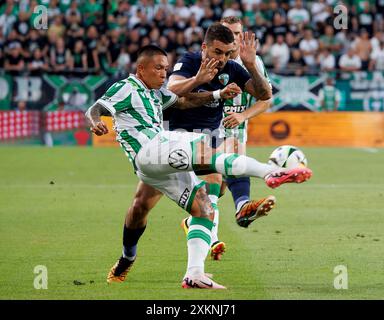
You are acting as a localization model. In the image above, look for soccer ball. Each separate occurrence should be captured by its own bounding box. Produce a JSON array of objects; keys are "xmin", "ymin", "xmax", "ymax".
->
[{"xmin": 268, "ymin": 145, "xmax": 308, "ymax": 169}]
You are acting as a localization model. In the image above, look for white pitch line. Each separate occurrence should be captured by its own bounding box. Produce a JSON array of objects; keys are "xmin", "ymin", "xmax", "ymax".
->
[
  {"xmin": 0, "ymin": 183, "xmax": 382, "ymax": 189},
  {"xmin": 358, "ymin": 148, "xmax": 379, "ymax": 153},
  {"xmin": 0, "ymin": 184, "xmax": 132, "ymax": 189}
]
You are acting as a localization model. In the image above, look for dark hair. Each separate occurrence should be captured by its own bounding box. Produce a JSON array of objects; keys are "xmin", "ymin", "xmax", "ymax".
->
[
  {"xmin": 137, "ymin": 45, "xmax": 167, "ymax": 59},
  {"xmin": 204, "ymin": 22, "xmax": 234, "ymax": 45},
  {"xmin": 220, "ymin": 16, "xmax": 242, "ymax": 25}
]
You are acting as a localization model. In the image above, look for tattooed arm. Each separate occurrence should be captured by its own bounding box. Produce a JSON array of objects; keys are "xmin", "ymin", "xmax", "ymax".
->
[
  {"xmin": 172, "ymin": 83, "xmax": 242, "ymax": 110},
  {"xmin": 85, "ymin": 102, "xmax": 111, "ymax": 136},
  {"xmin": 240, "ymin": 32, "xmax": 272, "ymax": 101}
]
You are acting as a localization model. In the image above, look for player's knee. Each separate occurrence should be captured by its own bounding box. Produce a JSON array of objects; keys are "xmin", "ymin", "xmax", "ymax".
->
[{"xmin": 131, "ymin": 197, "xmax": 151, "ymax": 217}]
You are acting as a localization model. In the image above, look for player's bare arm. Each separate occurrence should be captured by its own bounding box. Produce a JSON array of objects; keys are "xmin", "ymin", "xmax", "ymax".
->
[
  {"xmin": 223, "ymin": 98, "xmax": 272, "ymax": 129},
  {"xmin": 167, "ymin": 58, "xmax": 220, "ymax": 95},
  {"xmin": 173, "ymin": 83, "xmax": 242, "ymax": 110},
  {"xmin": 85, "ymin": 102, "xmax": 110, "ymax": 136},
  {"xmin": 240, "ymin": 32, "xmax": 272, "ymax": 101}
]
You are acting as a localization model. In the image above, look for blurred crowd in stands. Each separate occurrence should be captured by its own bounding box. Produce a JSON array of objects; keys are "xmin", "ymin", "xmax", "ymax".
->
[{"xmin": 0, "ymin": 0, "xmax": 384, "ymax": 77}]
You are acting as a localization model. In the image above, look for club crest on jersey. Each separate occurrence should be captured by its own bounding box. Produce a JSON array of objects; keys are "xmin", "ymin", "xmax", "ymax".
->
[{"xmin": 218, "ymin": 73, "xmax": 229, "ymax": 86}]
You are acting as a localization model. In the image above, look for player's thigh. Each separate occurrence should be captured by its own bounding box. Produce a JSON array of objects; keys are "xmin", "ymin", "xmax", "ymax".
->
[
  {"xmin": 136, "ymin": 170, "xmax": 207, "ymax": 214},
  {"xmin": 136, "ymin": 131, "xmax": 209, "ymax": 175}
]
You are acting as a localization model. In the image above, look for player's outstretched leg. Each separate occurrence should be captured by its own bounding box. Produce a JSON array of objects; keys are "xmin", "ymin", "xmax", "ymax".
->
[{"xmin": 209, "ymin": 153, "xmax": 312, "ymax": 187}]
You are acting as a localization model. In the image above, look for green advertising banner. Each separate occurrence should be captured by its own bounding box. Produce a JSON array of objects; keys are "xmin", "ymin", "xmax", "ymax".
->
[
  {"xmin": 0, "ymin": 74, "xmax": 111, "ymax": 111},
  {"xmin": 269, "ymin": 71, "xmax": 384, "ymax": 112},
  {"xmin": 1, "ymin": 72, "xmax": 383, "ymax": 112},
  {"xmin": 43, "ymin": 74, "xmax": 107, "ymax": 111},
  {"xmin": 337, "ymin": 71, "xmax": 384, "ymax": 111},
  {"xmin": 270, "ymin": 74, "xmax": 325, "ymax": 111}
]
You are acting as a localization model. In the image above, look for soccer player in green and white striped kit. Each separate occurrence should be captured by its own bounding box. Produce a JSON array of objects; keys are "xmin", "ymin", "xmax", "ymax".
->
[
  {"xmin": 86, "ymin": 45, "xmax": 312, "ymax": 289},
  {"xmin": 318, "ymin": 77, "xmax": 341, "ymax": 111}
]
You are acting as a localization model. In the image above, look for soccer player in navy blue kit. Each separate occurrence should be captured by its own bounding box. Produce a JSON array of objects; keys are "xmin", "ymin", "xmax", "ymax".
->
[{"xmin": 168, "ymin": 22, "xmax": 275, "ymax": 260}]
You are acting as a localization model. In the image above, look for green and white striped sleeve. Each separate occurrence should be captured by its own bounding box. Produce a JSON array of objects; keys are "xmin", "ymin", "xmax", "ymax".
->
[
  {"xmin": 157, "ymin": 87, "xmax": 178, "ymax": 110},
  {"xmin": 97, "ymin": 80, "xmax": 132, "ymax": 115}
]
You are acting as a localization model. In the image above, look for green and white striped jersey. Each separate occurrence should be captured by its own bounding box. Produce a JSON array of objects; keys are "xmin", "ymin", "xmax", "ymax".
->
[
  {"xmin": 96, "ymin": 74, "xmax": 178, "ymax": 162},
  {"xmin": 220, "ymin": 55, "xmax": 271, "ymax": 143},
  {"xmin": 318, "ymin": 85, "xmax": 341, "ymax": 111}
]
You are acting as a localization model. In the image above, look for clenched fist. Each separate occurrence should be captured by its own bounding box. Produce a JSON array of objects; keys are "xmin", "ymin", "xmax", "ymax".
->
[
  {"xmin": 90, "ymin": 121, "xmax": 109, "ymax": 136},
  {"xmin": 220, "ymin": 82, "xmax": 242, "ymax": 99}
]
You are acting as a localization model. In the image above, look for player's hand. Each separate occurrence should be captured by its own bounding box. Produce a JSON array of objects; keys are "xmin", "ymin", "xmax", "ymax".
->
[
  {"xmin": 220, "ymin": 82, "xmax": 242, "ymax": 99},
  {"xmin": 195, "ymin": 58, "xmax": 219, "ymax": 84},
  {"xmin": 239, "ymin": 32, "xmax": 258, "ymax": 66},
  {"xmin": 90, "ymin": 121, "xmax": 108, "ymax": 136},
  {"xmin": 223, "ymin": 112, "xmax": 246, "ymax": 129}
]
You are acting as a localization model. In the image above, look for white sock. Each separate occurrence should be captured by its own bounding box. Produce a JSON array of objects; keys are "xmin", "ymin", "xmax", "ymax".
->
[
  {"xmin": 209, "ymin": 195, "xmax": 219, "ymax": 245},
  {"xmin": 236, "ymin": 199, "xmax": 249, "ymax": 213},
  {"xmin": 122, "ymin": 251, "xmax": 136, "ymax": 261},
  {"xmin": 185, "ymin": 217, "xmax": 213, "ymax": 277},
  {"xmin": 212, "ymin": 153, "xmax": 276, "ymax": 178}
]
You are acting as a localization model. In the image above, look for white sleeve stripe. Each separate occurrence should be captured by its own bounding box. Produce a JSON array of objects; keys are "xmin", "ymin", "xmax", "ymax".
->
[
  {"xmin": 163, "ymin": 94, "xmax": 178, "ymax": 109},
  {"xmin": 96, "ymin": 98, "xmax": 116, "ymax": 115}
]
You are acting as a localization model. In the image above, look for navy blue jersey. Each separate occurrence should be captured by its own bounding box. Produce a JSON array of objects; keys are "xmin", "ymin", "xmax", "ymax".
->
[{"xmin": 168, "ymin": 51, "xmax": 251, "ymax": 131}]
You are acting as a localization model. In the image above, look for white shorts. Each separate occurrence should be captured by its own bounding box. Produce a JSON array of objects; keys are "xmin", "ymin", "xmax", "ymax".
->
[{"xmin": 135, "ymin": 130, "xmax": 208, "ymax": 212}]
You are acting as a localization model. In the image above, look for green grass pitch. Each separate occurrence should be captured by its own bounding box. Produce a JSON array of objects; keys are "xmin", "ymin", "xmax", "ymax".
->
[{"xmin": 0, "ymin": 146, "xmax": 383, "ymax": 300}]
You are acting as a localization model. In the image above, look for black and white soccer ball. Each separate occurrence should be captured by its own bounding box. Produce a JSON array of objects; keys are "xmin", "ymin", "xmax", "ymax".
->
[{"xmin": 268, "ymin": 145, "xmax": 308, "ymax": 169}]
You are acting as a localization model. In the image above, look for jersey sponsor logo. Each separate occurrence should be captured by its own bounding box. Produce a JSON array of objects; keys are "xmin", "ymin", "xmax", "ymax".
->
[
  {"xmin": 168, "ymin": 149, "xmax": 189, "ymax": 170},
  {"xmin": 173, "ymin": 63, "xmax": 183, "ymax": 71},
  {"xmin": 178, "ymin": 188, "xmax": 190, "ymax": 207},
  {"xmin": 223, "ymin": 105, "xmax": 246, "ymax": 113},
  {"xmin": 218, "ymin": 73, "xmax": 229, "ymax": 86}
]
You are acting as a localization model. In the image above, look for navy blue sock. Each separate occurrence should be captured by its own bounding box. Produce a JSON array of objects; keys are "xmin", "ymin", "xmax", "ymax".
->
[
  {"xmin": 122, "ymin": 225, "xmax": 146, "ymax": 259},
  {"xmin": 226, "ymin": 177, "xmax": 251, "ymax": 212}
]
